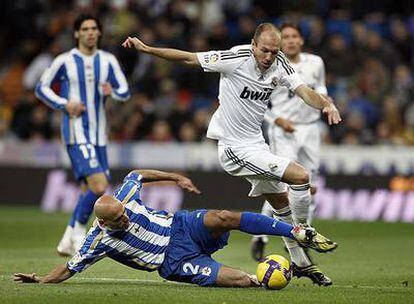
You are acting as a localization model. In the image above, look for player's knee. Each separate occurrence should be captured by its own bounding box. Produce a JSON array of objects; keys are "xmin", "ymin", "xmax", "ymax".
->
[
  {"xmin": 89, "ymin": 181, "xmax": 108, "ymax": 195},
  {"xmin": 292, "ymin": 170, "xmax": 309, "ymax": 185},
  {"xmin": 216, "ymin": 210, "xmax": 239, "ymax": 229},
  {"xmin": 310, "ymin": 186, "xmax": 317, "ymax": 195}
]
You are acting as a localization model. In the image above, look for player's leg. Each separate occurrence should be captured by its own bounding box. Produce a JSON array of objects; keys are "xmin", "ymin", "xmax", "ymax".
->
[
  {"xmin": 74, "ymin": 145, "xmax": 110, "ymax": 227},
  {"xmin": 281, "ymin": 161, "xmax": 312, "ymax": 224},
  {"xmin": 203, "ymin": 210, "xmax": 293, "ymax": 239},
  {"xmin": 264, "ymin": 191, "xmax": 311, "ymax": 264},
  {"xmin": 251, "ymin": 124, "xmax": 300, "ymax": 260},
  {"xmin": 250, "ymin": 164, "xmax": 335, "ymax": 286},
  {"xmin": 216, "ymin": 266, "xmax": 260, "ymax": 288},
  {"xmin": 58, "ymin": 172, "xmax": 108, "ymax": 255},
  {"xmin": 57, "ymin": 145, "xmax": 109, "ymax": 255},
  {"xmin": 264, "ymin": 192, "xmax": 333, "ymax": 286},
  {"xmin": 203, "ymin": 209, "xmax": 334, "ymax": 253}
]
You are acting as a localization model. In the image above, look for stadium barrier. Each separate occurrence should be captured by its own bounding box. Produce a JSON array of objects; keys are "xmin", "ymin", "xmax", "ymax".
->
[{"xmin": 0, "ymin": 141, "xmax": 413, "ymax": 222}]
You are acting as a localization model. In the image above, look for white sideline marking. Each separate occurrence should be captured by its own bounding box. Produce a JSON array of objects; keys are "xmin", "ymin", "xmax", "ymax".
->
[{"xmin": 3, "ymin": 275, "xmax": 411, "ymax": 290}]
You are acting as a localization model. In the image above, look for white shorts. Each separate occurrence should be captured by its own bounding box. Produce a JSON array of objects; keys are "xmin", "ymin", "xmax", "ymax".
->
[
  {"xmin": 218, "ymin": 143, "xmax": 290, "ymax": 197},
  {"xmin": 268, "ymin": 122, "xmax": 320, "ymax": 185}
]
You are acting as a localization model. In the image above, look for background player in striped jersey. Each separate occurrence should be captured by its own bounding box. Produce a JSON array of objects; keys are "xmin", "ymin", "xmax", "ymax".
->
[
  {"xmin": 35, "ymin": 14, "xmax": 130, "ymax": 256},
  {"xmin": 251, "ymin": 23, "xmax": 333, "ymax": 286},
  {"xmin": 14, "ymin": 169, "xmax": 335, "ymax": 287},
  {"xmin": 122, "ymin": 23, "xmax": 340, "ymax": 285}
]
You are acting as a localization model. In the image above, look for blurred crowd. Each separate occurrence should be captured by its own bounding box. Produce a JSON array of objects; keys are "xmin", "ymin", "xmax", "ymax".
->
[{"xmin": 1, "ymin": 0, "xmax": 414, "ymax": 145}]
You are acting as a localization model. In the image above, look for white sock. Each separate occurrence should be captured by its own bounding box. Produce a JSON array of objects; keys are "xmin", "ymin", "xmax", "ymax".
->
[
  {"xmin": 274, "ymin": 206, "xmax": 311, "ymax": 267},
  {"xmin": 261, "ymin": 200, "xmax": 275, "ymax": 217},
  {"xmin": 252, "ymin": 201, "xmax": 274, "ymax": 242},
  {"xmin": 289, "ymin": 183, "xmax": 312, "ymax": 225},
  {"xmin": 307, "ymin": 195, "xmax": 316, "ymax": 226},
  {"xmin": 73, "ymin": 221, "xmax": 86, "ymax": 236}
]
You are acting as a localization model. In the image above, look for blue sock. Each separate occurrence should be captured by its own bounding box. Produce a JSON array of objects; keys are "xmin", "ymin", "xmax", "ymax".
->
[
  {"xmin": 240, "ymin": 212, "xmax": 294, "ymax": 239},
  {"xmin": 69, "ymin": 193, "xmax": 84, "ymax": 227},
  {"xmin": 75, "ymin": 190, "xmax": 100, "ymax": 225}
]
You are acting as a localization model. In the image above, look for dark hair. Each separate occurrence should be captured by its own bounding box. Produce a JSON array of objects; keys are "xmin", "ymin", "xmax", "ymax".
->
[
  {"xmin": 253, "ymin": 23, "xmax": 280, "ymax": 43},
  {"xmin": 279, "ymin": 22, "xmax": 303, "ymax": 37},
  {"xmin": 73, "ymin": 13, "xmax": 102, "ymax": 32}
]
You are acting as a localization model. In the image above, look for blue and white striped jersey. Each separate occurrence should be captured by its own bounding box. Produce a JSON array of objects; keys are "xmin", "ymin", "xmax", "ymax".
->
[
  {"xmin": 67, "ymin": 172, "xmax": 173, "ymax": 273},
  {"xmin": 35, "ymin": 48, "xmax": 130, "ymax": 146}
]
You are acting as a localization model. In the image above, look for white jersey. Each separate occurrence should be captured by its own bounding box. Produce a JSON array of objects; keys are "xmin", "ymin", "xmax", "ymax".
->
[
  {"xmin": 265, "ymin": 53, "xmax": 327, "ymax": 124},
  {"xmin": 196, "ymin": 45, "xmax": 304, "ymax": 146}
]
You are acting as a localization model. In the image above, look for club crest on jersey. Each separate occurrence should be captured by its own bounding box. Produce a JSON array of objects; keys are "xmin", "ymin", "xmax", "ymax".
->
[
  {"xmin": 240, "ymin": 86, "xmax": 273, "ymax": 101},
  {"xmin": 201, "ymin": 267, "xmax": 212, "ymax": 276},
  {"xmin": 269, "ymin": 163, "xmax": 278, "ymax": 171},
  {"xmin": 271, "ymin": 77, "xmax": 278, "ymax": 87},
  {"xmin": 203, "ymin": 52, "xmax": 219, "ymax": 64}
]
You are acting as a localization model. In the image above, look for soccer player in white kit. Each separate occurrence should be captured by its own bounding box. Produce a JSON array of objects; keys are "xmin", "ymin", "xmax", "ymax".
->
[
  {"xmin": 122, "ymin": 23, "xmax": 340, "ymax": 285},
  {"xmin": 251, "ymin": 23, "xmax": 334, "ymax": 285}
]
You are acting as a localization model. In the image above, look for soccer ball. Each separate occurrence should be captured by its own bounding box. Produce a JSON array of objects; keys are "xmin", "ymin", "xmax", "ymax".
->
[{"xmin": 256, "ymin": 254, "xmax": 292, "ymax": 290}]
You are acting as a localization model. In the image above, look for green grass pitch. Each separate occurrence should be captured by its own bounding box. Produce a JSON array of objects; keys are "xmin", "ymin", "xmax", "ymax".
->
[{"xmin": 0, "ymin": 207, "xmax": 413, "ymax": 304}]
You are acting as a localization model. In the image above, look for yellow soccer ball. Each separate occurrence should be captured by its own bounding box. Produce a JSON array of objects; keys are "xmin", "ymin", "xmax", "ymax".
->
[{"xmin": 256, "ymin": 254, "xmax": 292, "ymax": 290}]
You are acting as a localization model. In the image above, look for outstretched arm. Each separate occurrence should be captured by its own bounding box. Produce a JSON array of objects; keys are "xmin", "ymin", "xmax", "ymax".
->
[
  {"xmin": 14, "ymin": 264, "xmax": 74, "ymax": 284},
  {"xmin": 130, "ymin": 169, "xmax": 201, "ymax": 194},
  {"xmin": 294, "ymin": 85, "xmax": 341, "ymax": 125},
  {"xmin": 122, "ymin": 36, "xmax": 200, "ymax": 67}
]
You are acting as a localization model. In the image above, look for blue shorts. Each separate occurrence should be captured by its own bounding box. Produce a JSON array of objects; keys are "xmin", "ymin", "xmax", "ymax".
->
[
  {"xmin": 67, "ymin": 144, "xmax": 110, "ymax": 181},
  {"xmin": 158, "ymin": 210, "xmax": 230, "ymax": 287}
]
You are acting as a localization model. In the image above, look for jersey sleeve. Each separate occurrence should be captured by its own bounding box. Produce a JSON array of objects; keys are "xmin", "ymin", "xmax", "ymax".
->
[
  {"xmin": 67, "ymin": 227, "xmax": 107, "ymax": 273},
  {"xmin": 113, "ymin": 171, "xmax": 143, "ymax": 204},
  {"xmin": 196, "ymin": 47, "xmax": 251, "ymax": 74},
  {"xmin": 107, "ymin": 54, "xmax": 131, "ymax": 102},
  {"xmin": 314, "ymin": 56, "xmax": 328, "ymax": 95},
  {"xmin": 276, "ymin": 51, "xmax": 305, "ymax": 91},
  {"xmin": 34, "ymin": 54, "xmax": 68, "ymax": 111}
]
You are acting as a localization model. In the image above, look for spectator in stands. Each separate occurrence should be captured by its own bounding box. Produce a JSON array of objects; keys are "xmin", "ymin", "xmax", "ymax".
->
[
  {"xmin": 22, "ymin": 39, "xmax": 62, "ymax": 90},
  {"xmin": 1, "ymin": 1, "xmax": 414, "ymax": 146},
  {"xmin": 148, "ymin": 120, "xmax": 173, "ymax": 142}
]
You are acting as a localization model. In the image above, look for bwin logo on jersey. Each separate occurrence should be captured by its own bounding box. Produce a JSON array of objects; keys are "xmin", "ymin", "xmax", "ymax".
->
[{"xmin": 240, "ymin": 86, "xmax": 273, "ymax": 101}]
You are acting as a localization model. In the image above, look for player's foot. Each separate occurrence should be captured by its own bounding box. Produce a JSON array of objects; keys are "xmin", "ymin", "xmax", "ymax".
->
[
  {"xmin": 291, "ymin": 225, "xmax": 338, "ymax": 253},
  {"xmin": 292, "ymin": 263, "xmax": 333, "ymax": 286},
  {"xmin": 56, "ymin": 226, "xmax": 75, "ymax": 257},
  {"xmin": 250, "ymin": 236, "xmax": 268, "ymax": 261}
]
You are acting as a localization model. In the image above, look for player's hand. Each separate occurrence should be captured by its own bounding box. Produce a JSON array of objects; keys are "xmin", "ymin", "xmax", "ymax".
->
[
  {"xmin": 175, "ymin": 176, "xmax": 201, "ymax": 194},
  {"xmin": 13, "ymin": 273, "xmax": 40, "ymax": 283},
  {"xmin": 102, "ymin": 83, "xmax": 112, "ymax": 96},
  {"xmin": 322, "ymin": 103, "xmax": 341, "ymax": 125},
  {"xmin": 65, "ymin": 101, "xmax": 86, "ymax": 117},
  {"xmin": 275, "ymin": 118, "xmax": 295, "ymax": 133},
  {"xmin": 122, "ymin": 37, "xmax": 148, "ymax": 52}
]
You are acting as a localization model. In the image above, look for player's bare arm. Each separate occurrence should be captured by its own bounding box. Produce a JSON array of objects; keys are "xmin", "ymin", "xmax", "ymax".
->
[
  {"xmin": 133, "ymin": 169, "xmax": 201, "ymax": 194},
  {"xmin": 294, "ymin": 85, "xmax": 341, "ymax": 125},
  {"xmin": 122, "ymin": 37, "xmax": 200, "ymax": 67},
  {"xmin": 14, "ymin": 264, "xmax": 74, "ymax": 284},
  {"xmin": 275, "ymin": 117, "xmax": 296, "ymax": 133}
]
